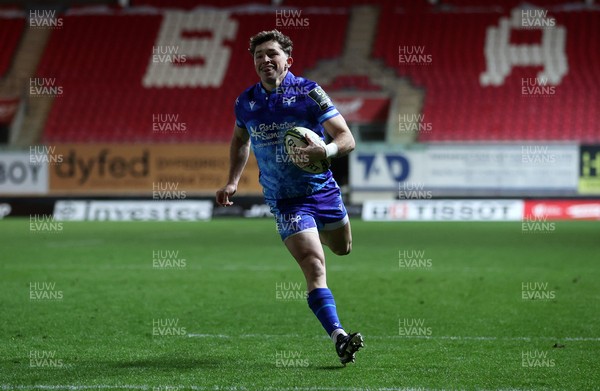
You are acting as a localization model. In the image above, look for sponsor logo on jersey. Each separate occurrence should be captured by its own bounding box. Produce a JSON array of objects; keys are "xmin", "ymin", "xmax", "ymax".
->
[{"xmin": 249, "ymin": 121, "xmax": 297, "ymax": 141}]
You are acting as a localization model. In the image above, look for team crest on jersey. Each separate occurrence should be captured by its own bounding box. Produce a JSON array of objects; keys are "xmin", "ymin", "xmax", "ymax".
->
[
  {"xmin": 282, "ymin": 96, "xmax": 296, "ymax": 106},
  {"xmin": 308, "ymin": 87, "xmax": 333, "ymax": 111}
]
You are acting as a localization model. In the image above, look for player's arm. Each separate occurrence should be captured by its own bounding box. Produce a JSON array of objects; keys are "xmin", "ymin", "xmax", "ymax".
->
[
  {"xmin": 322, "ymin": 114, "xmax": 355, "ymax": 158},
  {"xmin": 216, "ymin": 124, "xmax": 250, "ymax": 206},
  {"xmin": 303, "ymin": 114, "xmax": 355, "ymax": 161}
]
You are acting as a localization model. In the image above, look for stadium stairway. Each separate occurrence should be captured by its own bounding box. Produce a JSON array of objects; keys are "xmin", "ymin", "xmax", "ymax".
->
[
  {"xmin": 304, "ymin": 5, "xmax": 425, "ymax": 144},
  {"xmin": 2, "ymin": 22, "xmax": 52, "ymax": 146},
  {"xmin": 304, "ymin": 5, "xmax": 379, "ymax": 85}
]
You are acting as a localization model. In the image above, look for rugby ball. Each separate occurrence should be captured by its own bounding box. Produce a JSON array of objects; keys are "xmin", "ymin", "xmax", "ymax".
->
[{"xmin": 284, "ymin": 127, "xmax": 331, "ymax": 174}]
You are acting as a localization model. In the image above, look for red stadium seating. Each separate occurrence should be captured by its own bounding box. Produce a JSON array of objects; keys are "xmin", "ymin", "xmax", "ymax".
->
[
  {"xmin": 373, "ymin": 9, "xmax": 600, "ymax": 142},
  {"xmin": 131, "ymin": 0, "xmax": 270, "ymax": 8},
  {"xmin": 0, "ymin": 17, "xmax": 24, "ymax": 77},
  {"xmin": 439, "ymin": 0, "xmax": 581, "ymax": 7},
  {"xmin": 38, "ymin": 10, "xmax": 348, "ymax": 143},
  {"xmin": 323, "ymin": 75, "xmax": 381, "ymax": 92},
  {"xmin": 35, "ymin": 4, "xmax": 599, "ymax": 143}
]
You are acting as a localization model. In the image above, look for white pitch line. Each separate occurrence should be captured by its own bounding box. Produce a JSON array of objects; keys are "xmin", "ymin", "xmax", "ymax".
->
[
  {"xmin": 1, "ymin": 386, "xmax": 151, "ymax": 390},
  {"xmin": 394, "ymin": 335, "xmax": 600, "ymax": 342},
  {"xmin": 0, "ymin": 387, "xmax": 237, "ymax": 391},
  {"xmin": 187, "ymin": 333, "xmax": 231, "ymax": 338},
  {"xmin": 187, "ymin": 333, "xmax": 600, "ymax": 342},
  {"xmin": 0, "ymin": 386, "xmax": 533, "ymax": 391}
]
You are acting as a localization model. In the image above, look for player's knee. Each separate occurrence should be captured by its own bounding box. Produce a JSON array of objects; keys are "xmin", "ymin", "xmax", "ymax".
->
[
  {"xmin": 332, "ymin": 241, "xmax": 352, "ymax": 256},
  {"xmin": 308, "ymin": 258, "xmax": 326, "ymax": 279},
  {"xmin": 299, "ymin": 255, "xmax": 325, "ymax": 279},
  {"xmin": 305, "ymin": 261, "xmax": 325, "ymax": 285}
]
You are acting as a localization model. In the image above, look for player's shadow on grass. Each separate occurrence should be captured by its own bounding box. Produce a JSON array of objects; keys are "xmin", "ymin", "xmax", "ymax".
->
[{"xmin": 115, "ymin": 356, "xmax": 220, "ymax": 369}]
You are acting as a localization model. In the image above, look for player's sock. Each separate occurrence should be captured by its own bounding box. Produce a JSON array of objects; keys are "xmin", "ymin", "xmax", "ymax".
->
[
  {"xmin": 307, "ymin": 288, "xmax": 345, "ymax": 339},
  {"xmin": 331, "ymin": 328, "xmax": 348, "ymax": 344}
]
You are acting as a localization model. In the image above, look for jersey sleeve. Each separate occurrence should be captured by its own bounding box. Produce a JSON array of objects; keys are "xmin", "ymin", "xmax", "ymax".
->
[
  {"xmin": 306, "ymin": 83, "xmax": 340, "ymax": 124},
  {"xmin": 234, "ymin": 96, "xmax": 246, "ymax": 129}
]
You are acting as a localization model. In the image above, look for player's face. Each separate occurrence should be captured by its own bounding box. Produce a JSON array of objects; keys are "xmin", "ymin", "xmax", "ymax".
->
[{"xmin": 253, "ymin": 40, "xmax": 292, "ymax": 89}]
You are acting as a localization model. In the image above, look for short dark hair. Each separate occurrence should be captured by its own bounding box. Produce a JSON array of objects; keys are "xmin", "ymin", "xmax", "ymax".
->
[{"xmin": 249, "ymin": 29, "xmax": 293, "ymax": 57}]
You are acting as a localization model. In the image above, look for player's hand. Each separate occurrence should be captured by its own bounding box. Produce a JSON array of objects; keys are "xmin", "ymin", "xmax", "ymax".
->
[
  {"xmin": 216, "ymin": 184, "xmax": 237, "ymax": 207},
  {"xmin": 297, "ymin": 136, "xmax": 326, "ymax": 164}
]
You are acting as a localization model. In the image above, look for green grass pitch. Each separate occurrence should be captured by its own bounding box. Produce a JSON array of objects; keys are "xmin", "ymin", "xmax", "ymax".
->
[{"xmin": 1, "ymin": 218, "xmax": 599, "ymax": 390}]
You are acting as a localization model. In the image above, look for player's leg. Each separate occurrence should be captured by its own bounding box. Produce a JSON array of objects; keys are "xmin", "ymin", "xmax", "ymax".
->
[
  {"xmin": 315, "ymin": 181, "xmax": 352, "ymax": 256},
  {"xmin": 284, "ymin": 230, "xmax": 327, "ymax": 291},
  {"xmin": 309, "ymin": 182, "xmax": 363, "ymax": 363},
  {"xmin": 272, "ymin": 195, "xmax": 363, "ymax": 364},
  {"xmin": 319, "ymin": 220, "xmax": 352, "ymax": 256},
  {"xmin": 284, "ymin": 226, "xmax": 362, "ymax": 365},
  {"xmin": 284, "ymin": 230, "xmax": 346, "ymax": 339},
  {"xmin": 282, "ymin": 230, "xmax": 350, "ymax": 350}
]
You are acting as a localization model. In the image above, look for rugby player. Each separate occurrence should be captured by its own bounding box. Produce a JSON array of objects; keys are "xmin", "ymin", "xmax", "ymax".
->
[{"xmin": 216, "ymin": 29, "xmax": 363, "ymax": 365}]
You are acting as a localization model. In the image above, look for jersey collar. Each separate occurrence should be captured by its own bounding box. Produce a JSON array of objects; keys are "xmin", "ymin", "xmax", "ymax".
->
[{"xmin": 257, "ymin": 71, "xmax": 296, "ymax": 95}]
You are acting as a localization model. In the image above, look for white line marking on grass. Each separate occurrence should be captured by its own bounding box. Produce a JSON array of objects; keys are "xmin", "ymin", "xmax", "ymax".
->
[
  {"xmin": 187, "ymin": 333, "xmax": 600, "ymax": 342},
  {"xmin": 0, "ymin": 386, "xmax": 534, "ymax": 391},
  {"xmin": 1, "ymin": 386, "xmax": 237, "ymax": 391},
  {"xmin": 44, "ymin": 239, "xmax": 105, "ymax": 248},
  {"xmin": 28, "ymin": 388, "xmax": 132, "ymax": 391},
  {"xmin": 393, "ymin": 335, "xmax": 600, "ymax": 342}
]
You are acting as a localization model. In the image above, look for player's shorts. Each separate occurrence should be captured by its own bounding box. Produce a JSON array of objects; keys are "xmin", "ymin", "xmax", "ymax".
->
[{"xmin": 268, "ymin": 180, "xmax": 349, "ymax": 241}]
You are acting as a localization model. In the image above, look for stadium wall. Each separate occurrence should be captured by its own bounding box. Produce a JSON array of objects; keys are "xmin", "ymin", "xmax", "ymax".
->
[{"xmin": 1, "ymin": 143, "xmax": 599, "ymax": 221}]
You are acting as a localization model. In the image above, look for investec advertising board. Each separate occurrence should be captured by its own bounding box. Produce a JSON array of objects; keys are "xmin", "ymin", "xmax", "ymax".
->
[
  {"xmin": 350, "ymin": 144, "xmax": 579, "ymax": 195},
  {"xmin": 53, "ymin": 200, "xmax": 213, "ymax": 222}
]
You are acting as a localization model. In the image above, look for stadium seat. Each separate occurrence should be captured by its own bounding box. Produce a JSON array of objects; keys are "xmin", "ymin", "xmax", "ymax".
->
[
  {"xmin": 0, "ymin": 17, "xmax": 24, "ymax": 77},
  {"xmin": 29, "ymin": 3, "xmax": 599, "ymax": 143}
]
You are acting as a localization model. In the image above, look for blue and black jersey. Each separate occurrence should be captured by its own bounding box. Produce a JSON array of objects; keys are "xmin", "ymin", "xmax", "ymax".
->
[{"xmin": 235, "ymin": 71, "xmax": 340, "ymax": 201}]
